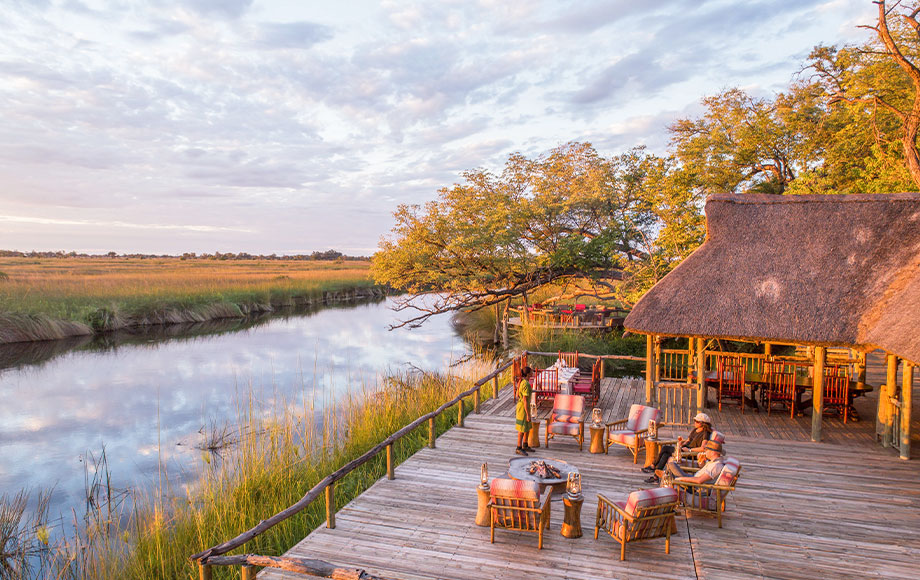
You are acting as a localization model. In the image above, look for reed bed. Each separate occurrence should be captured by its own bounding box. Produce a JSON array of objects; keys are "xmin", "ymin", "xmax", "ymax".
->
[
  {"xmin": 0, "ymin": 257, "xmax": 376, "ymax": 338},
  {"xmin": 3, "ymin": 356, "xmax": 499, "ymax": 579}
]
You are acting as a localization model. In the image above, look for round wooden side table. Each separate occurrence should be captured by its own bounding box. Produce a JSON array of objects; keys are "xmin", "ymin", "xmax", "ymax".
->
[
  {"xmin": 528, "ymin": 420, "xmax": 541, "ymax": 448},
  {"xmin": 561, "ymin": 494, "xmax": 583, "ymax": 538},
  {"xmin": 588, "ymin": 425, "xmax": 606, "ymax": 454},
  {"xmin": 475, "ymin": 485, "xmax": 491, "ymax": 526},
  {"xmin": 644, "ymin": 438, "xmax": 677, "ymax": 468}
]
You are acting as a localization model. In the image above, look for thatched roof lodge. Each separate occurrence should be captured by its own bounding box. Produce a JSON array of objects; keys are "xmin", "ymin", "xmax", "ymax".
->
[{"xmin": 624, "ymin": 192, "xmax": 919, "ymax": 457}]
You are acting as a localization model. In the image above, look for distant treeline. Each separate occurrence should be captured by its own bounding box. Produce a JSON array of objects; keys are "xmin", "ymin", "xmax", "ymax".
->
[{"xmin": 0, "ymin": 249, "xmax": 369, "ymax": 261}]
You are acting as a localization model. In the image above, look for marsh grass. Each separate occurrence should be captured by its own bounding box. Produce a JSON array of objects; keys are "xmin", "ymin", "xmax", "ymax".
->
[{"xmin": 11, "ymin": 357, "xmax": 499, "ymax": 580}]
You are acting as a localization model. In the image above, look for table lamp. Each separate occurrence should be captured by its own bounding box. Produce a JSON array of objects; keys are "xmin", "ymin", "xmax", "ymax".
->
[
  {"xmin": 479, "ymin": 463, "xmax": 489, "ymax": 490},
  {"xmin": 591, "ymin": 407, "xmax": 602, "ymax": 426}
]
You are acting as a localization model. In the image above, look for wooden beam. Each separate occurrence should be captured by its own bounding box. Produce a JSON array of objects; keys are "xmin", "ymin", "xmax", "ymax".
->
[
  {"xmin": 645, "ymin": 334, "xmax": 655, "ymax": 405},
  {"xmin": 901, "ymin": 363, "xmax": 913, "ymax": 460},
  {"xmin": 811, "ymin": 346, "xmax": 826, "ymax": 442},
  {"xmin": 386, "ymin": 444, "xmax": 394, "ymax": 480},
  {"xmin": 882, "ymin": 354, "xmax": 898, "ymax": 447},
  {"xmin": 696, "ymin": 337, "xmax": 706, "ymax": 410},
  {"xmin": 325, "ymin": 484, "xmax": 335, "ymax": 529}
]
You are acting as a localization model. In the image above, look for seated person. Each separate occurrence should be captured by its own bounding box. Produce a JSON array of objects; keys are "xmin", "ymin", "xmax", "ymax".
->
[
  {"xmin": 656, "ymin": 440, "xmax": 724, "ymax": 485},
  {"xmin": 642, "ymin": 412, "xmax": 713, "ymax": 482}
]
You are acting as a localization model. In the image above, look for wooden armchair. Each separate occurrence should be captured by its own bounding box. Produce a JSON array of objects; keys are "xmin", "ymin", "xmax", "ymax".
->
[
  {"xmin": 571, "ymin": 358, "xmax": 601, "ymax": 406},
  {"xmin": 595, "ymin": 487, "xmax": 678, "ymax": 561},
  {"xmin": 824, "ymin": 365, "xmax": 851, "ymax": 422},
  {"xmin": 605, "ymin": 404, "xmax": 660, "ymax": 463},
  {"xmin": 532, "ymin": 367, "xmax": 561, "ymax": 405},
  {"xmin": 545, "ymin": 393, "xmax": 585, "ymax": 450},
  {"xmin": 670, "ymin": 457, "xmax": 741, "ymax": 528},
  {"xmin": 488, "ymin": 478, "xmax": 552, "ymax": 549}
]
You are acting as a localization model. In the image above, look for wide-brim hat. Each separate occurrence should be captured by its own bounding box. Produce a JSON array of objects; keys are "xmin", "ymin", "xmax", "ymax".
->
[
  {"xmin": 703, "ymin": 440, "xmax": 723, "ymax": 453},
  {"xmin": 694, "ymin": 412, "xmax": 711, "ymax": 424}
]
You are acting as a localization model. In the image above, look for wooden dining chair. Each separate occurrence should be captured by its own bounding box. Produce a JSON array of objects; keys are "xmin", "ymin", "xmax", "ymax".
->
[
  {"xmin": 762, "ymin": 360, "xmax": 797, "ymax": 417},
  {"xmin": 533, "ymin": 367, "xmax": 561, "ymax": 405},
  {"xmin": 571, "ymin": 358, "xmax": 601, "ymax": 405},
  {"xmin": 558, "ymin": 350, "xmax": 579, "ymax": 368},
  {"xmin": 823, "ymin": 365, "xmax": 851, "ymax": 423},
  {"xmin": 717, "ymin": 356, "xmax": 746, "ymax": 413}
]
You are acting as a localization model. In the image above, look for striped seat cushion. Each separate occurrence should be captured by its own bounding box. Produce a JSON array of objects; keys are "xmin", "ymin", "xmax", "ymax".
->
[
  {"xmin": 624, "ymin": 487, "xmax": 678, "ymax": 516},
  {"xmin": 548, "ymin": 421, "xmax": 580, "ymax": 435},
  {"xmin": 552, "ymin": 394, "xmax": 584, "ymax": 418},
  {"xmin": 607, "ymin": 430, "xmax": 638, "ymax": 446},
  {"xmin": 490, "ymin": 478, "xmax": 540, "ymax": 500},
  {"xmin": 714, "ymin": 457, "xmax": 741, "ymax": 487},
  {"xmin": 625, "ymin": 404, "xmax": 660, "ymax": 431}
]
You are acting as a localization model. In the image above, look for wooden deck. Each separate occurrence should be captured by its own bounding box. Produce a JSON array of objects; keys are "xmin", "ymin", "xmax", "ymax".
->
[{"xmin": 264, "ymin": 368, "xmax": 920, "ymax": 580}]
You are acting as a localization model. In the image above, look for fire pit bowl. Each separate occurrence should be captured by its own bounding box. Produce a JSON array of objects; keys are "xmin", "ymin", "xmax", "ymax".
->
[{"xmin": 507, "ymin": 457, "xmax": 578, "ymax": 498}]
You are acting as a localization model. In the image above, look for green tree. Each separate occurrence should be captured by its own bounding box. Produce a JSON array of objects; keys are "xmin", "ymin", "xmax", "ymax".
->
[{"xmin": 372, "ymin": 143, "xmax": 672, "ymax": 327}]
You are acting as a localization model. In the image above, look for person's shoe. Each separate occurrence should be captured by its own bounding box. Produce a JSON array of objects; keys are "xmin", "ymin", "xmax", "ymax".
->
[
  {"xmin": 641, "ymin": 466, "xmax": 655, "ymax": 473},
  {"xmin": 523, "ymin": 445, "xmax": 537, "ymax": 453},
  {"xmin": 644, "ymin": 475, "xmax": 660, "ymax": 484},
  {"xmin": 515, "ymin": 447, "xmax": 529, "ymax": 456}
]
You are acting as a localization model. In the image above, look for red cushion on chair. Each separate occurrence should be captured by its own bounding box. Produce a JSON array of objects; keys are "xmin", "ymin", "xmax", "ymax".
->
[
  {"xmin": 490, "ymin": 478, "xmax": 540, "ymax": 500},
  {"xmin": 624, "ymin": 487, "xmax": 678, "ymax": 516}
]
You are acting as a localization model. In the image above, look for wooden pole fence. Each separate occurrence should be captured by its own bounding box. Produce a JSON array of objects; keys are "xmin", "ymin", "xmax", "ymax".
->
[{"xmin": 204, "ymin": 554, "xmax": 394, "ymax": 580}]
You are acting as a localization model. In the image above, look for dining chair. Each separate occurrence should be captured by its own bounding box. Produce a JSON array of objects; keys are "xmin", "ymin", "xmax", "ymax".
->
[
  {"xmin": 762, "ymin": 360, "xmax": 797, "ymax": 417},
  {"xmin": 558, "ymin": 350, "xmax": 579, "ymax": 368},
  {"xmin": 571, "ymin": 358, "xmax": 601, "ymax": 405},
  {"xmin": 717, "ymin": 356, "xmax": 746, "ymax": 413},
  {"xmin": 533, "ymin": 367, "xmax": 561, "ymax": 405},
  {"xmin": 823, "ymin": 365, "xmax": 851, "ymax": 422}
]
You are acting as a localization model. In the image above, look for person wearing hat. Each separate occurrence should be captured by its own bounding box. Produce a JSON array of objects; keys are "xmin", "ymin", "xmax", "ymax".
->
[
  {"xmin": 642, "ymin": 411, "xmax": 714, "ymax": 483},
  {"xmin": 664, "ymin": 439, "xmax": 725, "ymax": 485}
]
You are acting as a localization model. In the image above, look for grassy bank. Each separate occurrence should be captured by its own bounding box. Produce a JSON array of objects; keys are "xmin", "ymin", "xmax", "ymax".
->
[
  {"xmin": 0, "ymin": 257, "xmax": 380, "ymax": 342},
  {"xmin": 3, "ymin": 359, "xmax": 501, "ymax": 579}
]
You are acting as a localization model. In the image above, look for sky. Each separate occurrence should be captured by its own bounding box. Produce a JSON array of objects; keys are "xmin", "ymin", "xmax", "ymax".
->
[{"xmin": 0, "ymin": 0, "xmax": 876, "ymax": 256}]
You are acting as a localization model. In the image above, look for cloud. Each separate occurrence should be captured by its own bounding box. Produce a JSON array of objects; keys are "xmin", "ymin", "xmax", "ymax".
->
[
  {"xmin": 181, "ymin": 0, "xmax": 253, "ymax": 19},
  {"xmin": 253, "ymin": 21, "xmax": 334, "ymax": 50}
]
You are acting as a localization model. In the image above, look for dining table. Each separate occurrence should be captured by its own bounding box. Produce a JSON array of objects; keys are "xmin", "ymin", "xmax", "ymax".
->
[{"xmin": 701, "ymin": 370, "xmax": 873, "ymax": 420}]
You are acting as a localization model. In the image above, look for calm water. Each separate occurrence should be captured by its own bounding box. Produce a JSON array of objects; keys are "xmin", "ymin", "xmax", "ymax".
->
[{"xmin": 0, "ymin": 296, "xmax": 472, "ymax": 522}]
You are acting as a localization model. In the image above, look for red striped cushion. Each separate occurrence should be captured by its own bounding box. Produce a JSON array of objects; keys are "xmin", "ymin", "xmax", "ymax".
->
[
  {"xmin": 625, "ymin": 404, "xmax": 660, "ymax": 432},
  {"xmin": 624, "ymin": 487, "xmax": 678, "ymax": 516},
  {"xmin": 714, "ymin": 457, "xmax": 740, "ymax": 486},
  {"xmin": 709, "ymin": 431, "xmax": 726, "ymax": 444},
  {"xmin": 607, "ymin": 430, "xmax": 637, "ymax": 445},
  {"xmin": 548, "ymin": 422, "xmax": 580, "ymax": 435},
  {"xmin": 490, "ymin": 478, "xmax": 540, "ymax": 500},
  {"xmin": 552, "ymin": 394, "xmax": 584, "ymax": 417}
]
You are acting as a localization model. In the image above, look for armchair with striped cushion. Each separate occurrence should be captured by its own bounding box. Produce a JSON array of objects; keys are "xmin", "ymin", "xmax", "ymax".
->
[
  {"xmin": 488, "ymin": 478, "xmax": 553, "ymax": 549},
  {"xmin": 605, "ymin": 404, "xmax": 660, "ymax": 463},
  {"xmin": 595, "ymin": 487, "xmax": 678, "ymax": 561},
  {"xmin": 545, "ymin": 393, "xmax": 585, "ymax": 450},
  {"xmin": 672, "ymin": 456, "xmax": 742, "ymax": 528}
]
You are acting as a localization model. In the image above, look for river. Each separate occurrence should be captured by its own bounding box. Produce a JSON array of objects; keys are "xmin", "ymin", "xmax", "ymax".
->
[{"xmin": 0, "ymin": 296, "xmax": 473, "ymax": 526}]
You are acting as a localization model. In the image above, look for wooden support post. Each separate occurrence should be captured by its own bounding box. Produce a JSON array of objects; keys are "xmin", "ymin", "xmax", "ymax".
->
[
  {"xmin": 429, "ymin": 417, "xmax": 436, "ymax": 448},
  {"xmin": 856, "ymin": 351, "xmax": 867, "ymax": 390},
  {"xmin": 696, "ymin": 337, "xmax": 706, "ymax": 410},
  {"xmin": 645, "ymin": 334, "xmax": 655, "ymax": 405},
  {"xmin": 386, "ymin": 443, "xmax": 394, "ymax": 480},
  {"xmin": 492, "ymin": 375, "xmax": 499, "ymax": 400},
  {"xmin": 458, "ymin": 399, "xmax": 464, "ymax": 427},
  {"xmin": 901, "ymin": 363, "xmax": 913, "ymax": 460},
  {"xmin": 199, "ymin": 562, "xmax": 212, "ymax": 580},
  {"xmin": 325, "ymin": 484, "xmax": 335, "ymax": 529},
  {"xmin": 764, "ymin": 342, "xmax": 772, "ymax": 357},
  {"xmin": 242, "ymin": 565, "xmax": 256, "ymax": 580},
  {"xmin": 654, "ymin": 338, "xmax": 662, "ymax": 383},
  {"xmin": 811, "ymin": 346, "xmax": 826, "ymax": 442},
  {"xmin": 474, "ymin": 389, "xmax": 480, "ymax": 413},
  {"xmin": 881, "ymin": 354, "xmax": 898, "ymax": 447}
]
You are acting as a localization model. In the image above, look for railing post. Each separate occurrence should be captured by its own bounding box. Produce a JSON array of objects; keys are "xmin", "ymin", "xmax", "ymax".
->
[
  {"xmin": 242, "ymin": 565, "xmax": 256, "ymax": 580},
  {"xmin": 474, "ymin": 389, "xmax": 481, "ymax": 413},
  {"xmin": 492, "ymin": 375, "xmax": 499, "ymax": 400},
  {"xmin": 429, "ymin": 417, "xmax": 436, "ymax": 448},
  {"xmin": 879, "ymin": 354, "xmax": 898, "ymax": 446},
  {"xmin": 325, "ymin": 484, "xmax": 336, "ymax": 529},
  {"xmin": 696, "ymin": 337, "xmax": 706, "ymax": 410},
  {"xmin": 386, "ymin": 443, "xmax": 395, "ymax": 479},
  {"xmin": 199, "ymin": 562, "xmax": 212, "ymax": 580},
  {"xmin": 901, "ymin": 363, "xmax": 913, "ymax": 460},
  {"xmin": 458, "ymin": 399, "xmax": 464, "ymax": 427}
]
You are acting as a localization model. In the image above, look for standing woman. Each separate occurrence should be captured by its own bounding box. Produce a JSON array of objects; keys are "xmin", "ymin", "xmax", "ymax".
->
[{"xmin": 515, "ymin": 366, "xmax": 535, "ymax": 455}]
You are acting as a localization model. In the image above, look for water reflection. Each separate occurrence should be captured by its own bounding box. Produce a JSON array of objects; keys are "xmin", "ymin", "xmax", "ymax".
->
[{"xmin": 0, "ymin": 296, "xmax": 471, "ymax": 522}]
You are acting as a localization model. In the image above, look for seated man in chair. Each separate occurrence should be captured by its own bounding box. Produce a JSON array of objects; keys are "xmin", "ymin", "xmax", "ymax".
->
[{"xmin": 657, "ymin": 440, "xmax": 724, "ymax": 485}]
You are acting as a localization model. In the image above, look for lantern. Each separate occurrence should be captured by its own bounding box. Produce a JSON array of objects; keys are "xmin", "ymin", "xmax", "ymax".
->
[
  {"xmin": 480, "ymin": 463, "xmax": 489, "ymax": 489},
  {"xmin": 566, "ymin": 471, "xmax": 582, "ymax": 498},
  {"xmin": 530, "ymin": 401, "xmax": 536, "ymax": 418},
  {"xmin": 591, "ymin": 407, "xmax": 602, "ymax": 426}
]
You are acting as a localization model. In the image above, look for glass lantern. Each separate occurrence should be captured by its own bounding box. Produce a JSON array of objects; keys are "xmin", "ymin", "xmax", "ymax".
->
[
  {"xmin": 591, "ymin": 407, "xmax": 602, "ymax": 426},
  {"xmin": 566, "ymin": 471, "xmax": 582, "ymax": 498},
  {"xmin": 530, "ymin": 401, "xmax": 537, "ymax": 419},
  {"xmin": 480, "ymin": 463, "xmax": 489, "ymax": 489}
]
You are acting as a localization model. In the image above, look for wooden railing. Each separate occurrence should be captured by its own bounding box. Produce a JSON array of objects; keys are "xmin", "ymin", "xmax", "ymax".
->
[
  {"xmin": 658, "ymin": 349, "xmax": 692, "ymax": 382},
  {"xmin": 190, "ymin": 357, "xmax": 518, "ymax": 579},
  {"xmin": 655, "ymin": 382, "xmax": 696, "ymax": 426}
]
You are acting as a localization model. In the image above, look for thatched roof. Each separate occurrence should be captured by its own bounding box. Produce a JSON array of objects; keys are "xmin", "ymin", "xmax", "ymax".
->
[{"xmin": 624, "ymin": 193, "xmax": 920, "ymax": 365}]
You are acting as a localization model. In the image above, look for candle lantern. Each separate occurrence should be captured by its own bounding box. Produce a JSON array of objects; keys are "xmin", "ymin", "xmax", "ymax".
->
[
  {"xmin": 530, "ymin": 401, "xmax": 537, "ymax": 418},
  {"xmin": 479, "ymin": 463, "xmax": 489, "ymax": 489},
  {"xmin": 566, "ymin": 471, "xmax": 582, "ymax": 498},
  {"xmin": 591, "ymin": 407, "xmax": 602, "ymax": 426},
  {"xmin": 648, "ymin": 419, "xmax": 658, "ymax": 439}
]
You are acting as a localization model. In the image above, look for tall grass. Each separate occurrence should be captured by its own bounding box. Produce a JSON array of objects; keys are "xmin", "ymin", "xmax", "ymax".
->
[
  {"xmin": 4, "ymin": 357, "xmax": 500, "ymax": 579},
  {"xmin": 0, "ymin": 257, "xmax": 378, "ymax": 338}
]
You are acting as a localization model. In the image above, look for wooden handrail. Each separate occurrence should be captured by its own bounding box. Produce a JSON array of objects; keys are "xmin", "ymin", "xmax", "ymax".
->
[
  {"xmin": 204, "ymin": 555, "xmax": 392, "ymax": 579},
  {"xmin": 192, "ymin": 358, "xmax": 517, "ymax": 563},
  {"xmin": 524, "ymin": 350, "xmax": 645, "ymax": 362}
]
